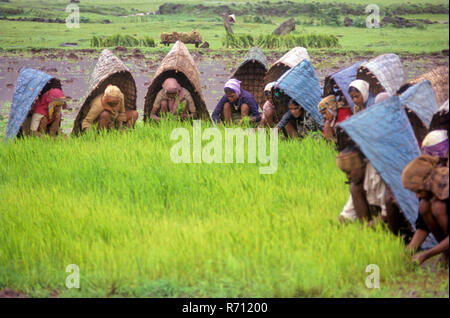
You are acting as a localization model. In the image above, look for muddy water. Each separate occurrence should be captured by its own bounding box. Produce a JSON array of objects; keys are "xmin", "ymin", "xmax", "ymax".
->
[{"xmin": 0, "ymin": 50, "xmax": 448, "ymax": 133}]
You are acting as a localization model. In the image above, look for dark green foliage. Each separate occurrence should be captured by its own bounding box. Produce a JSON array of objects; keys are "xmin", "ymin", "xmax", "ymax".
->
[
  {"xmin": 159, "ymin": 2, "xmax": 448, "ymax": 17},
  {"xmin": 317, "ymin": 8, "xmax": 342, "ymax": 26},
  {"xmin": 243, "ymin": 15, "xmax": 273, "ymax": 24},
  {"xmin": 352, "ymin": 17, "xmax": 367, "ymax": 28},
  {"xmin": 0, "ymin": 7, "xmax": 24, "ymax": 15}
]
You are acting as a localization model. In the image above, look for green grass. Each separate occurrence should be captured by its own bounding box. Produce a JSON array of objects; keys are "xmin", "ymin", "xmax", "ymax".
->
[
  {"xmin": 0, "ymin": 16, "xmax": 448, "ymax": 54},
  {"xmin": 1, "ymin": 0, "xmax": 448, "ymax": 13},
  {"xmin": 0, "ymin": 121, "xmax": 447, "ymax": 297},
  {"xmin": 0, "ymin": 0, "xmax": 448, "ymax": 53}
]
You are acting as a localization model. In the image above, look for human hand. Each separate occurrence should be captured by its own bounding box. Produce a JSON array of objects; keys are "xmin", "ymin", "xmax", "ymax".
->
[{"xmin": 411, "ymin": 252, "xmax": 427, "ymax": 265}]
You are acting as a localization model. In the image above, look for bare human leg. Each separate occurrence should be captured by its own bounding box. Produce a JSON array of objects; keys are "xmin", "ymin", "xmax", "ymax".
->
[
  {"xmin": 98, "ymin": 110, "xmax": 112, "ymax": 130},
  {"xmin": 223, "ymin": 102, "xmax": 232, "ymax": 125}
]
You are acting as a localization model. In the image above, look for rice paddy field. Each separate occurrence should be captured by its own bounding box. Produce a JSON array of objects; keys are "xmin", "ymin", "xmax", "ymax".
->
[
  {"xmin": 0, "ymin": 122, "xmax": 448, "ymax": 298},
  {"xmin": 0, "ymin": 0, "xmax": 449, "ymax": 298}
]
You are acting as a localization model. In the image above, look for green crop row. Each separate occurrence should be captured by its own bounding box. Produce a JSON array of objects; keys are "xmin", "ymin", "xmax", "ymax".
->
[
  {"xmin": 90, "ymin": 34, "xmax": 156, "ymax": 48},
  {"xmin": 222, "ymin": 33, "xmax": 340, "ymax": 49}
]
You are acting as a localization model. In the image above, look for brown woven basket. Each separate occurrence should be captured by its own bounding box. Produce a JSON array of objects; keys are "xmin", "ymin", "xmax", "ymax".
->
[
  {"xmin": 231, "ymin": 47, "xmax": 268, "ymax": 109},
  {"xmin": 144, "ymin": 41, "xmax": 209, "ymax": 121},
  {"xmin": 409, "ymin": 66, "xmax": 449, "ymax": 106},
  {"xmin": 264, "ymin": 47, "xmax": 309, "ymax": 85},
  {"xmin": 357, "ymin": 54, "xmax": 404, "ymax": 96},
  {"xmin": 72, "ymin": 49, "xmax": 137, "ymax": 135}
]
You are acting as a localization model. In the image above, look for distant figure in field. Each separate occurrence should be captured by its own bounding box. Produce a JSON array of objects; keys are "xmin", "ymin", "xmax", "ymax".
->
[
  {"xmin": 211, "ymin": 79, "xmax": 261, "ymax": 125},
  {"xmin": 150, "ymin": 78, "xmax": 197, "ymax": 121},
  {"xmin": 259, "ymin": 82, "xmax": 277, "ymax": 128},
  {"xmin": 26, "ymin": 88, "xmax": 69, "ymax": 137},
  {"xmin": 336, "ymin": 144, "xmax": 387, "ymax": 224},
  {"xmin": 348, "ymin": 79, "xmax": 374, "ymax": 114},
  {"xmin": 275, "ymin": 98, "xmax": 318, "ymax": 139},
  {"xmin": 402, "ymin": 155, "xmax": 449, "ymax": 266},
  {"xmin": 82, "ymin": 85, "xmax": 138, "ymax": 132}
]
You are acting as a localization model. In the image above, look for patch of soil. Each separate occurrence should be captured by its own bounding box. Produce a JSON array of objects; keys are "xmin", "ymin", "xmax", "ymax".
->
[
  {"xmin": 0, "ymin": 50, "xmax": 448, "ymax": 134},
  {"xmin": 0, "ymin": 289, "xmax": 28, "ymax": 298}
]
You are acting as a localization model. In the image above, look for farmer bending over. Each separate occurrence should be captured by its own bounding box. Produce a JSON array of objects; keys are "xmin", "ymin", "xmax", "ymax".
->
[
  {"xmin": 402, "ymin": 155, "xmax": 449, "ymax": 266},
  {"xmin": 275, "ymin": 99, "xmax": 318, "ymax": 139},
  {"xmin": 150, "ymin": 78, "xmax": 197, "ymax": 121},
  {"xmin": 82, "ymin": 85, "xmax": 138, "ymax": 132},
  {"xmin": 336, "ymin": 145, "xmax": 387, "ymax": 224},
  {"xmin": 259, "ymin": 82, "xmax": 277, "ymax": 128},
  {"xmin": 212, "ymin": 79, "xmax": 261, "ymax": 125},
  {"xmin": 317, "ymin": 95, "xmax": 351, "ymax": 143},
  {"xmin": 29, "ymin": 88, "xmax": 69, "ymax": 137}
]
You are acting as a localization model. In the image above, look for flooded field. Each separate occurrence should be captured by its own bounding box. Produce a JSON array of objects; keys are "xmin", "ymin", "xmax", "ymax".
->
[{"xmin": 0, "ymin": 49, "xmax": 448, "ymax": 133}]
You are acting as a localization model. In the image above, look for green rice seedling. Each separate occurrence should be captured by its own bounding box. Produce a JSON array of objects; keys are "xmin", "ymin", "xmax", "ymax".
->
[{"xmin": 1, "ymin": 120, "xmax": 444, "ymax": 297}]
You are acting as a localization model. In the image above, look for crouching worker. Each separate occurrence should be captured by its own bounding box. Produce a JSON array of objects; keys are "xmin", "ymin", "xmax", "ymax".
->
[
  {"xmin": 276, "ymin": 98, "xmax": 319, "ymax": 139},
  {"xmin": 259, "ymin": 82, "xmax": 277, "ymax": 128},
  {"xmin": 30, "ymin": 88, "xmax": 70, "ymax": 137},
  {"xmin": 82, "ymin": 85, "xmax": 138, "ymax": 132},
  {"xmin": 402, "ymin": 155, "xmax": 449, "ymax": 265},
  {"xmin": 150, "ymin": 78, "xmax": 197, "ymax": 121},
  {"xmin": 211, "ymin": 79, "xmax": 261, "ymax": 125},
  {"xmin": 317, "ymin": 95, "xmax": 350, "ymax": 143},
  {"xmin": 336, "ymin": 145, "xmax": 387, "ymax": 224},
  {"xmin": 348, "ymin": 80, "xmax": 374, "ymax": 114}
]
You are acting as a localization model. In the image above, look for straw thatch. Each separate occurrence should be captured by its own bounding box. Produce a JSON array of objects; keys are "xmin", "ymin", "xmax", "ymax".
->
[
  {"xmin": 231, "ymin": 47, "xmax": 268, "ymax": 109},
  {"xmin": 323, "ymin": 61, "xmax": 366, "ymax": 111},
  {"xmin": 72, "ymin": 49, "xmax": 136, "ymax": 135},
  {"xmin": 144, "ymin": 41, "xmax": 209, "ymax": 121},
  {"xmin": 264, "ymin": 47, "xmax": 310, "ymax": 85},
  {"xmin": 409, "ymin": 66, "xmax": 449, "ymax": 106},
  {"xmin": 357, "ymin": 54, "xmax": 404, "ymax": 96}
]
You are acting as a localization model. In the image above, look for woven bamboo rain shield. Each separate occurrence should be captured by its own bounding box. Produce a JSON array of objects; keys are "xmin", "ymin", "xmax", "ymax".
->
[
  {"xmin": 264, "ymin": 47, "xmax": 310, "ymax": 85},
  {"xmin": 72, "ymin": 49, "xmax": 137, "ymax": 135},
  {"xmin": 409, "ymin": 66, "xmax": 449, "ymax": 106},
  {"xmin": 5, "ymin": 68, "xmax": 61, "ymax": 141},
  {"xmin": 357, "ymin": 54, "xmax": 404, "ymax": 96},
  {"xmin": 339, "ymin": 96, "xmax": 421, "ymax": 227},
  {"xmin": 400, "ymin": 80, "xmax": 439, "ymax": 128},
  {"xmin": 231, "ymin": 47, "xmax": 268, "ymax": 109},
  {"xmin": 144, "ymin": 41, "xmax": 209, "ymax": 121},
  {"xmin": 275, "ymin": 60, "xmax": 324, "ymax": 127},
  {"xmin": 338, "ymin": 96, "xmax": 438, "ymax": 249},
  {"xmin": 323, "ymin": 61, "xmax": 366, "ymax": 112}
]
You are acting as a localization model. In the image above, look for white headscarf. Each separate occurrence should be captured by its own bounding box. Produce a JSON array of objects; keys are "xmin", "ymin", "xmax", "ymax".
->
[
  {"xmin": 264, "ymin": 82, "xmax": 276, "ymax": 93},
  {"xmin": 349, "ymin": 80, "xmax": 370, "ymax": 103},
  {"xmin": 422, "ymin": 130, "xmax": 448, "ymax": 147}
]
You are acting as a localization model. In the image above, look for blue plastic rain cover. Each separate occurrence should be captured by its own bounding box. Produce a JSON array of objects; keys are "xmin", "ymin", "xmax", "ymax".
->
[
  {"xmin": 399, "ymin": 80, "xmax": 439, "ymax": 127},
  {"xmin": 276, "ymin": 60, "xmax": 324, "ymax": 127},
  {"xmin": 331, "ymin": 61, "xmax": 366, "ymax": 112},
  {"xmin": 4, "ymin": 68, "xmax": 54, "ymax": 141},
  {"xmin": 339, "ymin": 96, "xmax": 421, "ymax": 227}
]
